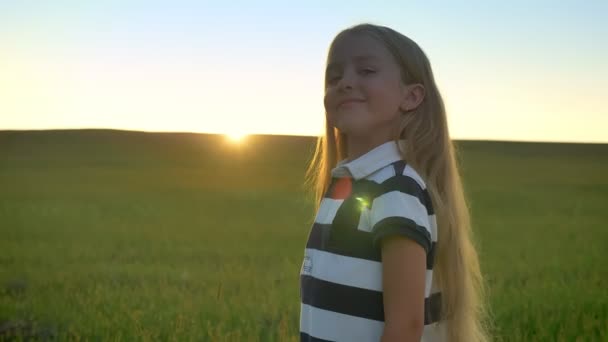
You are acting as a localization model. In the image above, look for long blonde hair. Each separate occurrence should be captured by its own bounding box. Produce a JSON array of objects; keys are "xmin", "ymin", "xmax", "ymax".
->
[{"xmin": 306, "ymin": 23, "xmax": 490, "ymax": 342}]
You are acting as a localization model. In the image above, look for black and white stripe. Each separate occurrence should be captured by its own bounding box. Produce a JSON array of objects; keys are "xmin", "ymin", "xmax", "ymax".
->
[{"xmin": 300, "ymin": 141, "xmax": 444, "ymax": 342}]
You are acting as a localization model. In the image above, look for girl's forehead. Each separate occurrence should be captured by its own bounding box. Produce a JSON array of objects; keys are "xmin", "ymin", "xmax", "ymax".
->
[{"xmin": 327, "ymin": 33, "xmax": 392, "ymax": 64}]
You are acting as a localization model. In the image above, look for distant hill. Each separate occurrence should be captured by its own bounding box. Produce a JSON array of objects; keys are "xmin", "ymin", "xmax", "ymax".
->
[{"xmin": 1, "ymin": 129, "xmax": 606, "ymax": 162}]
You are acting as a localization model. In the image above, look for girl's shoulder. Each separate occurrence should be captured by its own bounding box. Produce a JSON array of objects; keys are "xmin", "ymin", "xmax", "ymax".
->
[
  {"xmin": 372, "ymin": 159, "xmax": 428, "ymax": 190},
  {"xmin": 369, "ymin": 160, "xmax": 431, "ymax": 206}
]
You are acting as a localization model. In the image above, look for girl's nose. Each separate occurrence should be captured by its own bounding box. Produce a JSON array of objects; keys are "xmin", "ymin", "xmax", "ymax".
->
[{"xmin": 337, "ymin": 69, "xmax": 356, "ymax": 91}]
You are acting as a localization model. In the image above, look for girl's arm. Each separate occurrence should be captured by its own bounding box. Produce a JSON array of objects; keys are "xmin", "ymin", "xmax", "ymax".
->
[{"xmin": 379, "ymin": 235, "xmax": 427, "ymax": 342}]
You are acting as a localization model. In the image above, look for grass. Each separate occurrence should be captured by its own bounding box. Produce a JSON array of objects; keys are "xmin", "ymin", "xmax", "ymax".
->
[{"xmin": 0, "ymin": 129, "xmax": 606, "ymax": 341}]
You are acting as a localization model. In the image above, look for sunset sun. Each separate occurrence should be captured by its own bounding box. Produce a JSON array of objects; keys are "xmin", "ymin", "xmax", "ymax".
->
[{"xmin": 226, "ymin": 132, "xmax": 247, "ymax": 143}]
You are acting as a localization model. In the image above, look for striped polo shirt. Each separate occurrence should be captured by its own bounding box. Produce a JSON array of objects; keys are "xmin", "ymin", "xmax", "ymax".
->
[{"xmin": 299, "ymin": 140, "xmax": 445, "ymax": 342}]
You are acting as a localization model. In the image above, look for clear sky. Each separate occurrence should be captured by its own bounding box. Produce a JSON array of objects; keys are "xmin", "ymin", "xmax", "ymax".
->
[{"xmin": 1, "ymin": 1, "xmax": 607, "ymax": 143}]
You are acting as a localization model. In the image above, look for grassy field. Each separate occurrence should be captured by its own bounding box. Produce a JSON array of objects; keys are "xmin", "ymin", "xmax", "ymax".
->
[{"xmin": 0, "ymin": 130, "xmax": 606, "ymax": 341}]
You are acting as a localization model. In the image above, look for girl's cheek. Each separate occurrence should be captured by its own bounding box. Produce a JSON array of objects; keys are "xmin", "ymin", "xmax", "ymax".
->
[{"xmin": 323, "ymin": 90, "xmax": 334, "ymax": 110}]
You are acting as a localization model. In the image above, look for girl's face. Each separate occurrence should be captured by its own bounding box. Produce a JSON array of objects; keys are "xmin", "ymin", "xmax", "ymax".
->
[{"xmin": 324, "ymin": 33, "xmax": 407, "ymax": 139}]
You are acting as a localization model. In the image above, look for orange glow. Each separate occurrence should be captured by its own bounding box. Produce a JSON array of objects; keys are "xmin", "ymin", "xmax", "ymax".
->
[{"xmin": 225, "ymin": 132, "xmax": 247, "ymax": 143}]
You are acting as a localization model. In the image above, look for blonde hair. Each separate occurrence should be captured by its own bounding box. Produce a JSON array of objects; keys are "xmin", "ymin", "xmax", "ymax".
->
[{"xmin": 306, "ymin": 23, "xmax": 490, "ymax": 342}]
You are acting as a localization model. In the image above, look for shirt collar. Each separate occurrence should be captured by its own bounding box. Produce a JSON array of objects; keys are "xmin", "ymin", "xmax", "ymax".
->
[{"xmin": 331, "ymin": 140, "xmax": 405, "ymax": 180}]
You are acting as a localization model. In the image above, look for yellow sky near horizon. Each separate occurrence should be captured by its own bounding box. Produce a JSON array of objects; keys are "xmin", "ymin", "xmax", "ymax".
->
[{"xmin": 1, "ymin": 2, "xmax": 607, "ymax": 143}]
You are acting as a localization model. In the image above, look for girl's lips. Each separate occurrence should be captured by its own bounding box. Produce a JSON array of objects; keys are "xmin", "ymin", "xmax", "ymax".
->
[{"xmin": 338, "ymin": 99, "xmax": 365, "ymax": 108}]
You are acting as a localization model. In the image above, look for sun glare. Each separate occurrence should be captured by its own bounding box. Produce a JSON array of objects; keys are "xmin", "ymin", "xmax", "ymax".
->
[{"xmin": 226, "ymin": 132, "xmax": 247, "ymax": 143}]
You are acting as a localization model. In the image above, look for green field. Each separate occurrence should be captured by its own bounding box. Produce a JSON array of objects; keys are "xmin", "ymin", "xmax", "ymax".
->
[{"xmin": 1, "ymin": 130, "xmax": 606, "ymax": 341}]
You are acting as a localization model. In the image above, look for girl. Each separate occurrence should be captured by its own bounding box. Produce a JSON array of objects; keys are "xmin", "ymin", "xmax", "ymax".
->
[{"xmin": 299, "ymin": 24, "xmax": 488, "ymax": 342}]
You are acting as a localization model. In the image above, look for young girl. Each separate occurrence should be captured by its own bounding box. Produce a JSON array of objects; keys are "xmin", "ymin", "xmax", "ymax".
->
[{"xmin": 299, "ymin": 24, "xmax": 488, "ymax": 342}]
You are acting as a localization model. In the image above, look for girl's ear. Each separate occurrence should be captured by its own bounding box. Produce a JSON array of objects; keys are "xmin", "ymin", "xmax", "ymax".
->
[{"xmin": 399, "ymin": 83, "xmax": 425, "ymax": 112}]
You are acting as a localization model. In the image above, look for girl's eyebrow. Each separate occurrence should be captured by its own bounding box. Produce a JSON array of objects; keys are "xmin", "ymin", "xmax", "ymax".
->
[{"xmin": 326, "ymin": 55, "xmax": 379, "ymax": 71}]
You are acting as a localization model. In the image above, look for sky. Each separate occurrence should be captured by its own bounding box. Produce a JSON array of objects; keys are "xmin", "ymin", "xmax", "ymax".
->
[{"xmin": 1, "ymin": 1, "xmax": 607, "ymax": 143}]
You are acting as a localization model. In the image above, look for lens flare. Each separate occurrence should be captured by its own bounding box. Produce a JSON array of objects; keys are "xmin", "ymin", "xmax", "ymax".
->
[{"xmin": 356, "ymin": 196, "xmax": 370, "ymax": 211}]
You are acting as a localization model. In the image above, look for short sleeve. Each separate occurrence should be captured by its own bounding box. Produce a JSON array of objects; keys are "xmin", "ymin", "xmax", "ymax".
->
[{"xmin": 370, "ymin": 174, "xmax": 433, "ymax": 253}]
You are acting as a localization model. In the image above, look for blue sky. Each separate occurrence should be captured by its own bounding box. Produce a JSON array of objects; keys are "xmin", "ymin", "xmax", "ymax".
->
[{"xmin": 1, "ymin": 1, "xmax": 607, "ymax": 142}]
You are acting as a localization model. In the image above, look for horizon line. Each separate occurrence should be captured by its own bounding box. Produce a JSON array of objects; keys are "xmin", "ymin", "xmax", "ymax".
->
[{"xmin": 1, "ymin": 127, "xmax": 606, "ymax": 145}]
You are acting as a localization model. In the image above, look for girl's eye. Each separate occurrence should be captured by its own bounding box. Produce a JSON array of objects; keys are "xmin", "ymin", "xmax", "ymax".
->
[
  {"xmin": 326, "ymin": 68, "xmax": 375, "ymax": 85},
  {"xmin": 327, "ymin": 75, "xmax": 341, "ymax": 84}
]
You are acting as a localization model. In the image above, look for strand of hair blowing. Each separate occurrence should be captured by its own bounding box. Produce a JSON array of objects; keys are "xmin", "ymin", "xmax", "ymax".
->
[{"xmin": 397, "ymin": 80, "xmax": 489, "ymax": 342}]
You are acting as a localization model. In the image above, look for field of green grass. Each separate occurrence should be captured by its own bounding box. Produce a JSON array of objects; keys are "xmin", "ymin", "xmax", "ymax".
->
[{"xmin": 1, "ymin": 130, "xmax": 606, "ymax": 341}]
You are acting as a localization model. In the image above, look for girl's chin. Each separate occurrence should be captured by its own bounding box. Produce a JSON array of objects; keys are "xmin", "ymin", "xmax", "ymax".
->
[{"xmin": 330, "ymin": 113, "xmax": 369, "ymax": 129}]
